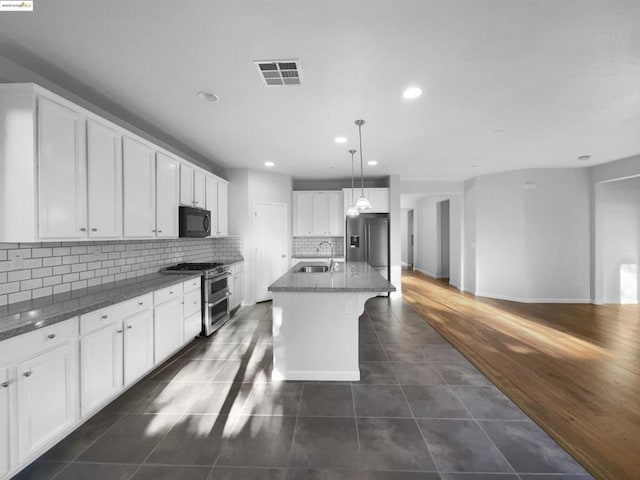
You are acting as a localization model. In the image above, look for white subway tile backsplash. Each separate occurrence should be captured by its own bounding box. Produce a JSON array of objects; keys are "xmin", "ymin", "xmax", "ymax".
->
[
  {"xmin": 292, "ymin": 236, "xmax": 345, "ymax": 257},
  {"xmin": 8, "ymin": 291, "xmax": 31, "ymax": 303},
  {"xmin": 0, "ymin": 237, "xmax": 243, "ymax": 305}
]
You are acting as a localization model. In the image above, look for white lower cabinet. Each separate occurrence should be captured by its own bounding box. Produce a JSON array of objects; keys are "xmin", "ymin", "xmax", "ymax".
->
[
  {"xmin": 0, "ymin": 368, "xmax": 9, "ymax": 479},
  {"xmin": 228, "ymin": 263, "xmax": 244, "ymax": 312},
  {"xmin": 80, "ymin": 322, "xmax": 123, "ymax": 416},
  {"xmin": 154, "ymin": 295, "xmax": 184, "ymax": 363},
  {"xmin": 123, "ymin": 310, "xmax": 154, "ymax": 386},
  {"xmin": 1, "ymin": 278, "xmax": 203, "ymax": 479},
  {"xmin": 16, "ymin": 342, "xmax": 78, "ymax": 462}
]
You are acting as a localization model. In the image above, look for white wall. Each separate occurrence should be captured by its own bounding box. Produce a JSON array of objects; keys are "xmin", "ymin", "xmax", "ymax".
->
[
  {"xmin": 401, "ymin": 209, "xmax": 409, "ymax": 266},
  {"xmin": 597, "ymin": 176, "xmax": 640, "ymax": 303},
  {"xmin": 463, "ymin": 179, "xmax": 476, "ymax": 293},
  {"xmin": 389, "ymin": 175, "xmax": 402, "ymax": 296},
  {"xmin": 227, "ymin": 168, "xmax": 292, "ymax": 305},
  {"xmin": 468, "ymin": 168, "xmax": 591, "ymax": 302},
  {"xmin": 414, "ymin": 195, "xmax": 463, "ymax": 289}
]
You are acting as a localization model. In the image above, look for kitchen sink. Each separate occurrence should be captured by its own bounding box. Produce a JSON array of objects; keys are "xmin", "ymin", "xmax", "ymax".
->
[{"xmin": 297, "ymin": 265, "xmax": 330, "ymax": 273}]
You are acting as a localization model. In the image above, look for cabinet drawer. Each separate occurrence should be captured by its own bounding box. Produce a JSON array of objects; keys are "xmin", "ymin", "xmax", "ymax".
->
[
  {"xmin": 80, "ymin": 293, "xmax": 152, "ymax": 335},
  {"xmin": 183, "ymin": 277, "xmax": 201, "ymax": 293},
  {"xmin": 0, "ymin": 317, "xmax": 79, "ymax": 366},
  {"xmin": 154, "ymin": 282, "xmax": 183, "ymax": 305},
  {"xmin": 183, "ymin": 290, "xmax": 201, "ymax": 318}
]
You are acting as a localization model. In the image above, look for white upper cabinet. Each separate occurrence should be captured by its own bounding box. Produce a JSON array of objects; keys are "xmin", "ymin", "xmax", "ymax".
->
[
  {"xmin": 37, "ymin": 96, "xmax": 86, "ymax": 239},
  {"xmin": 293, "ymin": 191, "xmax": 343, "ymax": 236},
  {"xmin": 123, "ymin": 136, "xmax": 156, "ymax": 238},
  {"xmin": 179, "ymin": 163, "xmax": 194, "ymax": 206},
  {"xmin": 194, "ymin": 170, "xmax": 206, "ymax": 209},
  {"xmin": 342, "ymin": 187, "xmax": 389, "ymax": 214},
  {"xmin": 181, "ymin": 164, "xmax": 207, "ymax": 209},
  {"xmin": 86, "ymin": 119, "xmax": 122, "ymax": 238},
  {"xmin": 155, "ymin": 153, "xmax": 180, "ymax": 238},
  {"xmin": 294, "ymin": 192, "xmax": 314, "ymax": 236},
  {"xmin": 217, "ymin": 180, "xmax": 229, "ymax": 236},
  {"xmin": 0, "ymin": 83, "xmax": 228, "ymax": 242}
]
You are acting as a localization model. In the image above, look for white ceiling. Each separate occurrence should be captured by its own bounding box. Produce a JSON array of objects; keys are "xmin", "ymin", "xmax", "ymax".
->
[{"xmin": 1, "ymin": 0, "xmax": 639, "ymax": 181}]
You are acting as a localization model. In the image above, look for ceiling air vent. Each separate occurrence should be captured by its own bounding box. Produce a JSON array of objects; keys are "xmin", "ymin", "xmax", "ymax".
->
[{"xmin": 254, "ymin": 59, "xmax": 302, "ymax": 86}]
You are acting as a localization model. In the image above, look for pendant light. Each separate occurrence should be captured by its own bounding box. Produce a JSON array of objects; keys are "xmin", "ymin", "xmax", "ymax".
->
[
  {"xmin": 346, "ymin": 149, "xmax": 360, "ymax": 217},
  {"xmin": 354, "ymin": 119, "xmax": 373, "ymax": 211}
]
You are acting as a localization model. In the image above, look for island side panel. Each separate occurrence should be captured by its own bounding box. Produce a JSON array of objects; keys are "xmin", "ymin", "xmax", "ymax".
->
[{"xmin": 272, "ymin": 291, "xmax": 373, "ymax": 381}]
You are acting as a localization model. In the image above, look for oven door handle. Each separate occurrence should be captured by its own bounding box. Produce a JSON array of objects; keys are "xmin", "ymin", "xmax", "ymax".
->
[
  {"xmin": 208, "ymin": 271, "xmax": 232, "ymax": 281},
  {"xmin": 207, "ymin": 292, "xmax": 231, "ymax": 307}
]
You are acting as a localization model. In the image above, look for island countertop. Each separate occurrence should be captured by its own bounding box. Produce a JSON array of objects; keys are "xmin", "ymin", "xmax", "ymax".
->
[
  {"xmin": 268, "ymin": 261, "xmax": 396, "ymax": 293},
  {"xmin": 0, "ymin": 271, "xmax": 202, "ymax": 342}
]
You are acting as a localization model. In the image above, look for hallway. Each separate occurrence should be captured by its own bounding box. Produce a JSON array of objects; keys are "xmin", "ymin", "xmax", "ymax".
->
[{"xmin": 402, "ymin": 270, "xmax": 640, "ymax": 480}]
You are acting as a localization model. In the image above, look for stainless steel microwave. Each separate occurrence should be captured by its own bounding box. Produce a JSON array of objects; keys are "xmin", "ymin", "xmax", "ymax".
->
[{"xmin": 179, "ymin": 206, "xmax": 211, "ymax": 237}]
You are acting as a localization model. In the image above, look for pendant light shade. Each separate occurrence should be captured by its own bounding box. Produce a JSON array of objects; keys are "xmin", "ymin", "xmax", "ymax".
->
[
  {"xmin": 355, "ymin": 119, "xmax": 373, "ymax": 211},
  {"xmin": 347, "ymin": 149, "xmax": 360, "ymax": 217}
]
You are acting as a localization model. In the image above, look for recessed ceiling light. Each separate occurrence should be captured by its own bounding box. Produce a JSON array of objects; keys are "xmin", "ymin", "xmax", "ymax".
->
[
  {"xmin": 197, "ymin": 91, "xmax": 219, "ymax": 102},
  {"xmin": 577, "ymin": 155, "xmax": 591, "ymax": 161},
  {"xmin": 334, "ymin": 137, "xmax": 347, "ymax": 144},
  {"xmin": 264, "ymin": 161, "xmax": 275, "ymax": 167},
  {"xmin": 472, "ymin": 165, "xmax": 479, "ymax": 168},
  {"xmin": 402, "ymin": 87, "xmax": 422, "ymax": 99},
  {"xmin": 368, "ymin": 160, "xmax": 378, "ymax": 166}
]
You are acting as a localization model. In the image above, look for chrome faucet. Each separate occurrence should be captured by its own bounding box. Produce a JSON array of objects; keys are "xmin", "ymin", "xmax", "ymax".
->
[{"xmin": 316, "ymin": 240, "xmax": 335, "ymax": 271}]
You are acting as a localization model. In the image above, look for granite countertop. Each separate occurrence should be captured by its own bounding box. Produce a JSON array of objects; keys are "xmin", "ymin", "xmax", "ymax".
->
[
  {"xmin": 0, "ymin": 271, "xmax": 201, "ymax": 342},
  {"xmin": 268, "ymin": 261, "xmax": 396, "ymax": 293},
  {"xmin": 291, "ymin": 255, "xmax": 346, "ymax": 259}
]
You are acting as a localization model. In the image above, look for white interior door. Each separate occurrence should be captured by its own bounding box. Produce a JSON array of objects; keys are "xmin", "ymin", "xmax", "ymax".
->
[{"xmin": 254, "ymin": 202, "xmax": 288, "ymax": 302}]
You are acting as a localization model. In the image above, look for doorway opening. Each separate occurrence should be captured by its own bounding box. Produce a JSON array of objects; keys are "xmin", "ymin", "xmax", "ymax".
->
[
  {"xmin": 401, "ymin": 209, "xmax": 414, "ymax": 270},
  {"xmin": 595, "ymin": 175, "xmax": 640, "ymax": 304},
  {"xmin": 437, "ymin": 199, "xmax": 450, "ymax": 280}
]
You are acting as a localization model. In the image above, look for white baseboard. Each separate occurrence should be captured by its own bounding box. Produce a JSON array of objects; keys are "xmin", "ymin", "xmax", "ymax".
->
[
  {"xmin": 474, "ymin": 291, "xmax": 592, "ymax": 304},
  {"xmin": 272, "ymin": 368, "xmax": 360, "ymax": 381},
  {"xmin": 415, "ymin": 267, "xmax": 448, "ymax": 279}
]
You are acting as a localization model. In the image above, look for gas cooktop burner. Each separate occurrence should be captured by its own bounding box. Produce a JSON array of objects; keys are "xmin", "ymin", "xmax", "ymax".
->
[{"xmin": 165, "ymin": 262, "xmax": 224, "ymax": 271}]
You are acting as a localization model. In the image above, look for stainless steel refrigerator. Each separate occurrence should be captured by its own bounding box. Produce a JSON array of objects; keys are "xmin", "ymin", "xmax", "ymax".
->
[{"xmin": 345, "ymin": 213, "xmax": 390, "ymax": 280}]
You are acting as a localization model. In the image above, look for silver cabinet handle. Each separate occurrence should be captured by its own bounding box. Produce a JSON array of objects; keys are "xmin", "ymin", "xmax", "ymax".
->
[
  {"xmin": 1, "ymin": 381, "xmax": 8, "ymax": 388},
  {"xmin": 91, "ymin": 228, "xmax": 98, "ymax": 232},
  {"xmin": 127, "ymin": 325, "xmax": 132, "ymax": 329},
  {"xmin": 47, "ymin": 333, "xmax": 56, "ymax": 339},
  {"xmin": 193, "ymin": 301, "xmax": 198, "ymax": 305},
  {"xmin": 117, "ymin": 329, "xmax": 123, "ymax": 333},
  {"xmin": 169, "ymin": 291, "xmax": 173, "ymax": 295},
  {"xmin": 281, "ymin": 254, "xmax": 286, "ymax": 258},
  {"xmin": 23, "ymin": 371, "xmax": 32, "ymax": 378},
  {"xmin": 80, "ymin": 227, "xmax": 87, "ymax": 232},
  {"xmin": 138, "ymin": 301, "xmax": 144, "ymax": 306},
  {"xmin": 152, "ymin": 229, "xmax": 157, "ymax": 233},
  {"xmin": 158, "ymin": 230, "xmax": 162, "ymax": 233},
  {"xmin": 101, "ymin": 315, "xmax": 108, "ymax": 320}
]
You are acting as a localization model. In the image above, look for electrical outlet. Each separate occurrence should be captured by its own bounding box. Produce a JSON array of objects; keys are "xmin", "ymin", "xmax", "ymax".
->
[
  {"xmin": 9, "ymin": 250, "xmax": 24, "ymax": 269},
  {"xmin": 345, "ymin": 302, "xmax": 353, "ymax": 314}
]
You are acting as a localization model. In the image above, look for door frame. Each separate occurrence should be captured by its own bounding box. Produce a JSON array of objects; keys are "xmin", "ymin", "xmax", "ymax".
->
[{"xmin": 252, "ymin": 201, "xmax": 289, "ymax": 303}]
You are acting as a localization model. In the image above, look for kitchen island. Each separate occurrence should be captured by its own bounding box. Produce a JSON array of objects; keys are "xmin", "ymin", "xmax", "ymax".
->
[{"xmin": 268, "ymin": 261, "xmax": 395, "ymax": 381}]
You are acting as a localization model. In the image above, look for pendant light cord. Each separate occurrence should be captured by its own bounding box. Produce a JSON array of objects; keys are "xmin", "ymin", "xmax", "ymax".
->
[
  {"xmin": 350, "ymin": 150, "xmax": 356, "ymax": 204},
  {"xmin": 358, "ymin": 121, "xmax": 365, "ymax": 196}
]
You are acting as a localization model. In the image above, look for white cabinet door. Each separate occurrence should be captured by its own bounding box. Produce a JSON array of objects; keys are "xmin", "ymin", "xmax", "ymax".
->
[
  {"xmin": 156, "ymin": 153, "xmax": 180, "ymax": 238},
  {"xmin": 179, "ymin": 163, "xmax": 194, "ymax": 206},
  {"xmin": 80, "ymin": 322, "xmax": 123, "ymax": 416},
  {"xmin": 184, "ymin": 312, "xmax": 202, "ymax": 342},
  {"xmin": 312, "ymin": 193, "xmax": 330, "ymax": 236},
  {"xmin": 216, "ymin": 181, "xmax": 228, "ymax": 236},
  {"xmin": 123, "ymin": 136, "xmax": 156, "ymax": 237},
  {"xmin": 294, "ymin": 192, "xmax": 314, "ymax": 236},
  {"xmin": 154, "ymin": 299, "xmax": 184, "ymax": 363},
  {"xmin": 123, "ymin": 310, "xmax": 154, "ymax": 386},
  {"xmin": 16, "ymin": 342, "xmax": 78, "ymax": 462},
  {"xmin": 86, "ymin": 119, "xmax": 122, "ymax": 238},
  {"xmin": 205, "ymin": 175, "xmax": 218, "ymax": 236},
  {"xmin": 327, "ymin": 191, "xmax": 343, "ymax": 236},
  {"xmin": 0, "ymin": 368, "xmax": 9, "ymax": 478},
  {"xmin": 37, "ymin": 96, "xmax": 86, "ymax": 239},
  {"xmin": 366, "ymin": 188, "xmax": 390, "ymax": 213},
  {"xmin": 194, "ymin": 170, "xmax": 206, "ymax": 209}
]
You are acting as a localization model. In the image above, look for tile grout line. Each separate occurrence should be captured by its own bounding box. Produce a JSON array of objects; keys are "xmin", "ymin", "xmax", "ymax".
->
[{"xmin": 285, "ymin": 383, "xmax": 304, "ymax": 469}]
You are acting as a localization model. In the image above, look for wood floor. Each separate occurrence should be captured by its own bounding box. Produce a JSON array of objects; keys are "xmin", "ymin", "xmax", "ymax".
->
[{"xmin": 401, "ymin": 270, "xmax": 640, "ymax": 480}]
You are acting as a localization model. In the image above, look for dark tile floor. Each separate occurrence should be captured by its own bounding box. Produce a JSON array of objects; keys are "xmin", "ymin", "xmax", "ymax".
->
[{"xmin": 15, "ymin": 298, "xmax": 595, "ymax": 480}]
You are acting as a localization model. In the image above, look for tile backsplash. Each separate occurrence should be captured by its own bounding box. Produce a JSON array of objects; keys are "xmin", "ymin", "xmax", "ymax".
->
[
  {"xmin": 0, "ymin": 237, "xmax": 243, "ymax": 306},
  {"xmin": 292, "ymin": 236, "xmax": 344, "ymax": 257}
]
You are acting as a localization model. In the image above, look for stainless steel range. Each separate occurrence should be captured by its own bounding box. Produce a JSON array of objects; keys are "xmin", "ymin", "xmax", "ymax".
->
[{"xmin": 163, "ymin": 262, "xmax": 231, "ymax": 336}]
